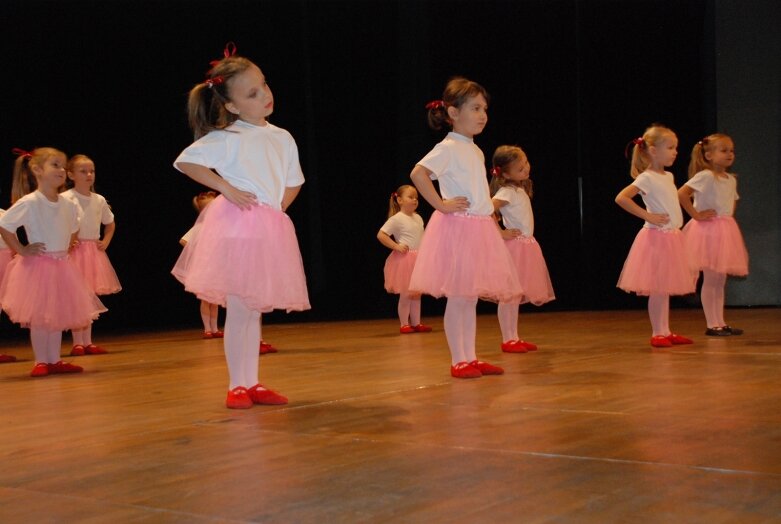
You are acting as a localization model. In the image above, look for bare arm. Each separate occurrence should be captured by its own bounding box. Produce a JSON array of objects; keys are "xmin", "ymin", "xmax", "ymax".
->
[
  {"xmin": 615, "ymin": 184, "xmax": 669, "ymax": 227},
  {"xmin": 281, "ymin": 185, "xmax": 302, "ymax": 212},
  {"xmin": 98, "ymin": 221, "xmax": 116, "ymax": 251},
  {"xmin": 491, "ymin": 198, "xmax": 520, "ymax": 239},
  {"xmin": 410, "ymin": 165, "xmax": 469, "ymax": 213},
  {"xmin": 175, "ymin": 162, "xmax": 257, "ymax": 210},
  {"xmin": 377, "ymin": 230, "xmax": 408, "ymax": 253},
  {"xmin": 677, "ymin": 185, "xmax": 716, "ymax": 221},
  {"xmin": 0, "ymin": 226, "xmax": 45, "ymax": 256}
]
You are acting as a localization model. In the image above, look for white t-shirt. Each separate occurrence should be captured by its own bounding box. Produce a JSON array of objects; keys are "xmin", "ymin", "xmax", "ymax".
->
[
  {"xmin": 631, "ymin": 170, "xmax": 683, "ymax": 230},
  {"xmin": 380, "ymin": 212, "xmax": 425, "ymax": 249},
  {"xmin": 61, "ymin": 189, "xmax": 114, "ymax": 240},
  {"xmin": 684, "ymin": 170, "xmax": 739, "ymax": 217},
  {"xmin": 0, "ymin": 191, "xmax": 80, "ymax": 252},
  {"xmin": 0, "ymin": 209, "xmax": 7, "ymax": 249},
  {"xmin": 494, "ymin": 186, "xmax": 534, "ymax": 237},
  {"xmin": 417, "ymin": 132, "xmax": 494, "ymax": 216},
  {"xmin": 174, "ymin": 120, "xmax": 305, "ymax": 210}
]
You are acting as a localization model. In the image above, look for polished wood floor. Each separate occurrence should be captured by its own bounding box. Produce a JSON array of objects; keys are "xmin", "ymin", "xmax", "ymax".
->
[{"xmin": 1, "ymin": 308, "xmax": 780, "ymax": 523}]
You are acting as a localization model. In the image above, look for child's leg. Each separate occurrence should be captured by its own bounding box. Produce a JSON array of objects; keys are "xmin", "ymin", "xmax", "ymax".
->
[
  {"xmin": 209, "ymin": 303, "xmax": 220, "ymax": 333},
  {"xmin": 82, "ymin": 324, "xmax": 93, "ymax": 346},
  {"xmin": 444, "ymin": 297, "xmax": 477, "ymax": 364},
  {"xmin": 30, "ymin": 327, "xmax": 51, "ymax": 363},
  {"xmin": 497, "ymin": 302, "xmax": 520, "ymax": 342},
  {"xmin": 648, "ymin": 294, "xmax": 670, "ymax": 336},
  {"xmin": 200, "ymin": 300, "xmax": 212, "ymax": 332},
  {"xmin": 46, "ymin": 330, "xmax": 64, "ymax": 363},
  {"xmin": 224, "ymin": 295, "xmax": 259, "ymax": 389},
  {"xmin": 701, "ymin": 269, "xmax": 727, "ymax": 328},
  {"xmin": 72, "ymin": 328, "xmax": 85, "ymax": 347},
  {"xmin": 409, "ymin": 296, "xmax": 422, "ymax": 327},
  {"xmin": 461, "ymin": 298, "xmax": 478, "ymax": 363},
  {"xmin": 397, "ymin": 294, "xmax": 412, "ymax": 326}
]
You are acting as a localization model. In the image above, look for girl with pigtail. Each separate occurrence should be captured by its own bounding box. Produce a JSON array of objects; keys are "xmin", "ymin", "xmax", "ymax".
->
[
  {"xmin": 172, "ymin": 43, "xmax": 310, "ymax": 409},
  {"xmin": 0, "ymin": 148, "xmax": 106, "ymax": 376},
  {"xmin": 377, "ymin": 184, "xmax": 432, "ymax": 334},
  {"xmin": 678, "ymin": 133, "xmax": 748, "ymax": 336},
  {"xmin": 615, "ymin": 124, "xmax": 697, "ymax": 348}
]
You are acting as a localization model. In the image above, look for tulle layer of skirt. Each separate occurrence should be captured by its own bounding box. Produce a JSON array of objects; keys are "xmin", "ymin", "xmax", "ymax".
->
[
  {"xmin": 682, "ymin": 216, "xmax": 749, "ymax": 276},
  {"xmin": 617, "ymin": 228, "xmax": 698, "ymax": 296},
  {"xmin": 171, "ymin": 196, "xmax": 310, "ymax": 313},
  {"xmin": 0, "ymin": 252, "xmax": 107, "ymax": 331},
  {"xmin": 71, "ymin": 240, "xmax": 122, "ymax": 295},
  {"xmin": 0, "ymin": 248, "xmax": 13, "ymax": 286},
  {"xmin": 383, "ymin": 250, "xmax": 418, "ymax": 295},
  {"xmin": 409, "ymin": 211, "xmax": 523, "ymax": 302},
  {"xmin": 505, "ymin": 236, "xmax": 555, "ymax": 305}
]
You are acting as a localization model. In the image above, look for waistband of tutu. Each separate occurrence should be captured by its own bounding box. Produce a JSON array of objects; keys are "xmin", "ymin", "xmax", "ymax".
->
[
  {"xmin": 507, "ymin": 235, "xmax": 537, "ymax": 244},
  {"xmin": 77, "ymin": 238, "xmax": 100, "ymax": 243},
  {"xmin": 642, "ymin": 226, "xmax": 681, "ymax": 234},
  {"xmin": 446, "ymin": 211, "xmax": 493, "ymax": 221},
  {"xmin": 40, "ymin": 250, "xmax": 69, "ymax": 260}
]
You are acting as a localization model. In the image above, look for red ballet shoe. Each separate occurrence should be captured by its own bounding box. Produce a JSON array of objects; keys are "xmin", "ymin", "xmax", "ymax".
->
[
  {"xmin": 212, "ymin": 330, "xmax": 224, "ymax": 338},
  {"xmin": 70, "ymin": 345, "xmax": 86, "ymax": 356},
  {"xmin": 650, "ymin": 335, "xmax": 673, "ymax": 348},
  {"xmin": 85, "ymin": 344, "xmax": 108, "ymax": 355},
  {"xmin": 501, "ymin": 340, "xmax": 528, "ymax": 353},
  {"xmin": 0, "ymin": 354, "xmax": 17, "ymax": 363},
  {"xmin": 399, "ymin": 325, "xmax": 416, "ymax": 334},
  {"xmin": 469, "ymin": 360, "xmax": 504, "ymax": 375},
  {"xmin": 248, "ymin": 384, "xmax": 288, "ymax": 405},
  {"xmin": 30, "ymin": 362, "xmax": 50, "ymax": 377},
  {"xmin": 48, "ymin": 361, "xmax": 83, "ymax": 374},
  {"xmin": 259, "ymin": 341, "xmax": 278, "ymax": 354},
  {"xmin": 226, "ymin": 387, "xmax": 253, "ymax": 409},
  {"xmin": 667, "ymin": 333, "xmax": 693, "ymax": 345},
  {"xmin": 450, "ymin": 361, "xmax": 482, "ymax": 379},
  {"xmin": 413, "ymin": 324, "xmax": 432, "ymax": 332},
  {"xmin": 203, "ymin": 331, "xmax": 215, "ymax": 339}
]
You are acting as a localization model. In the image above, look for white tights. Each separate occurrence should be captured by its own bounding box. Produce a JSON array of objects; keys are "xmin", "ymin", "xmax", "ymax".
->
[
  {"xmin": 444, "ymin": 297, "xmax": 477, "ymax": 365},
  {"xmin": 30, "ymin": 327, "xmax": 63, "ymax": 364},
  {"xmin": 397, "ymin": 294, "xmax": 421, "ymax": 326},
  {"xmin": 497, "ymin": 302, "xmax": 520, "ymax": 342},
  {"xmin": 648, "ymin": 294, "xmax": 670, "ymax": 337},
  {"xmin": 701, "ymin": 269, "xmax": 727, "ymax": 328},
  {"xmin": 224, "ymin": 295, "xmax": 260, "ymax": 390},
  {"xmin": 72, "ymin": 323, "xmax": 92, "ymax": 347},
  {"xmin": 200, "ymin": 300, "xmax": 219, "ymax": 332}
]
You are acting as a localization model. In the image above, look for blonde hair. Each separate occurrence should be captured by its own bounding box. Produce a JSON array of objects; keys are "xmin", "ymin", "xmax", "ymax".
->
[
  {"xmin": 688, "ymin": 133, "xmax": 733, "ymax": 179},
  {"xmin": 11, "ymin": 147, "xmax": 67, "ymax": 203},
  {"xmin": 627, "ymin": 124, "xmax": 677, "ymax": 179},
  {"xmin": 490, "ymin": 145, "xmax": 533, "ymax": 198},
  {"xmin": 426, "ymin": 77, "xmax": 489, "ymax": 131},
  {"xmin": 192, "ymin": 191, "xmax": 218, "ymax": 213},
  {"xmin": 387, "ymin": 184, "xmax": 416, "ymax": 219},
  {"xmin": 66, "ymin": 154, "xmax": 95, "ymax": 191}
]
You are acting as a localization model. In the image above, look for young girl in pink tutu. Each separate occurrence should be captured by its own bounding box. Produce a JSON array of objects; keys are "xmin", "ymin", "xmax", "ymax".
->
[
  {"xmin": 615, "ymin": 124, "xmax": 697, "ymax": 348},
  {"xmin": 409, "ymin": 77, "xmax": 523, "ymax": 378},
  {"xmin": 0, "ymin": 148, "xmax": 106, "ymax": 376},
  {"xmin": 171, "ymin": 43, "xmax": 309, "ymax": 409},
  {"xmin": 377, "ymin": 185, "xmax": 432, "ymax": 334},
  {"xmin": 62, "ymin": 154, "xmax": 121, "ymax": 356},
  {"xmin": 490, "ymin": 145, "xmax": 555, "ymax": 353},
  {"xmin": 0, "ymin": 209, "xmax": 17, "ymax": 363},
  {"xmin": 678, "ymin": 133, "xmax": 748, "ymax": 336}
]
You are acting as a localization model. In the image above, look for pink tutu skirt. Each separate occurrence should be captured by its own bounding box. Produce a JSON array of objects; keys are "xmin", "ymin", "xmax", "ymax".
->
[
  {"xmin": 172, "ymin": 196, "xmax": 310, "ymax": 313},
  {"xmin": 70, "ymin": 240, "xmax": 122, "ymax": 295},
  {"xmin": 505, "ymin": 236, "xmax": 555, "ymax": 306},
  {"xmin": 384, "ymin": 250, "xmax": 418, "ymax": 294},
  {"xmin": 0, "ymin": 252, "xmax": 107, "ymax": 331},
  {"xmin": 617, "ymin": 228, "xmax": 698, "ymax": 296},
  {"xmin": 409, "ymin": 211, "xmax": 523, "ymax": 302},
  {"xmin": 0, "ymin": 248, "xmax": 13, "ymax": 288},
  {"xmin": 682, "ymin": 216, "xmax": 748, "ymax": 276}
]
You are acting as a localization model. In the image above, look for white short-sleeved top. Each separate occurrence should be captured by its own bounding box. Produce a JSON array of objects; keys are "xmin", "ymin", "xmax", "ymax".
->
[
  {"xmin": 631, "ymin": 170, "xmax": 683, "ymax": 230},
  {"xmin": 174, "ymin": 120, "xmax": 305, "ymax": 210},
  {"xmin": 380, "ymin": 212, "xmax": 425, "ymax": 250},
  {"xmin": 61, "ymin": 189, "xmax": 114, "ymax": 240},
  {"xmin": 684, "ymin": 170, "xmax": 739, "ymax": 217},
  {"xmin": 494, "ymin": 186, "xmax": 534, "ymax": 237},
  {"xmin": 417, "ymin": 132, "xmax": 494, "ymax": 216},
  {"xmin": 0, "ymin": 209, "xmax": 7, "ymax": 249},
  {"xmin": 0, "ymin": 191, "xmax": 80, "ymax": 252}
]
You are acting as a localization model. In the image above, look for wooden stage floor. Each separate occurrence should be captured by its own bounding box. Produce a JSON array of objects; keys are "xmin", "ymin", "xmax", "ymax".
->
[{"xmin": 1, "ymin": 308, "xmax": 780, "ymax": 523}]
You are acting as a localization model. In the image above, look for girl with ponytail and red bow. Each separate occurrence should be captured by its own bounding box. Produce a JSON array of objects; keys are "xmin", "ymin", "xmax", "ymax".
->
[
  {"xmin": 172, "ymin": 43, "xmax": 310, "ymax": 409},
  {"xmin": 408, "ymin": 77, "xmax": 523, "ymax": 379},
  {"xmin": 615, "ymin": 124, "xmax": 697, "ymax": 348}
]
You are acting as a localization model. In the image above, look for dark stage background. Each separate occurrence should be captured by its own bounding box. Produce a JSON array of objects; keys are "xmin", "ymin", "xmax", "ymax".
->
[{"xmin": 0, "ymin": 0, "xmax": 776, "ymax": 336}]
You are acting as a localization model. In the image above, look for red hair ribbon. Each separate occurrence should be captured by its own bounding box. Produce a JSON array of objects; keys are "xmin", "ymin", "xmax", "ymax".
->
[
  {"xmin": 205, "ymin": 76, "xmax": 225, "ymax": 88},
  {"xmin": 425, "ymin": 100, "xmax": 445, "ymax": 110},
  {"xmin": 623, "ymin": 137, "xmax": 645, "ymax": 159},
  {"xmin": 11, "ymin": 147, "xmax": 32, "ymax": 159},
  {"xmin": 490, "ymin": 166, "xmax": 502, "ymax": 177},
  {"xmin": 209, "ymin": 42, "xmax": 238, "ymax": 68},
  {"xmin": 391, "ymin": 192, "xmax": 398, "ymax": 198}
]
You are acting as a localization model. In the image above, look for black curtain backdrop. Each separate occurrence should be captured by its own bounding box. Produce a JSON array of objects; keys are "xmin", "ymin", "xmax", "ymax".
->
[{"xmin": 0, "ymin": 0, "xmax": 710, "ymax": 336}]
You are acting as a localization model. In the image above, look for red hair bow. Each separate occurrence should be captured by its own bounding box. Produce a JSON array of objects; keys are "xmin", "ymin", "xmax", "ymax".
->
[
  {"xmin": 205, "ymin": 76, "xmax": 225, "ymax": 88},
  {"xmin": 490, "ymin": 166, "xmax": 502, "ymax": 177},
  {"xmin": 209, "ymin": 41, "xmax": 238, "ymax": 68},
  {"xmin": 425, "ymin": 100, "xmax": 445, "ymax": 110},
  {"xmin": 11, "ymin": 147, "xmax": 32, "ymax": 159},
  {"xmin": 624, "ymin": 137, "xmax": 645, "ymax": 159}
]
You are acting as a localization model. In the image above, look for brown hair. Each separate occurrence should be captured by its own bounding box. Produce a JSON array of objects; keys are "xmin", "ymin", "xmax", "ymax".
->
[
  {"xmin": 688, "ymin": 133, "xmax": 734, "ymax": 179},
  {"xmin": 387, "ymin": 184, "xmax": 416, "ymax": 219},
  {"xmin": 426, "ymin": 77, "xmax": 490, "ymax": 131},
  {"xmin": 11, "ymin": 147, "xmax": 67, "ymax": 203},
  {"xmin": 627, "ymin": 124, "xmax": 676, "ymax": 179},
  {"xmin": 192, "ymin": 191, "xmax": 218, "ymax": 213},
  {"xmin": 490, "ymin": 145, "xmax": 533, "ymax": 198}
]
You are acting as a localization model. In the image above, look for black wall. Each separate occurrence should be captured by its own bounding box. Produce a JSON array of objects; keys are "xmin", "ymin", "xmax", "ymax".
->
[{"xmin": 0, "ymin": 0, "xmax": 745, "ymax": 335}]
